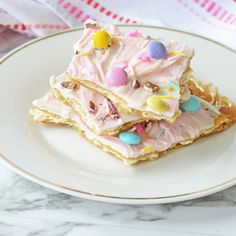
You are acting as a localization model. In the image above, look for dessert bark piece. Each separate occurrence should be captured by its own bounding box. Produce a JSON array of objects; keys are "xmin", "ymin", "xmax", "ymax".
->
[{"xmin": 66, "ymin": 20, "xmax": 194, "ymax": 122}]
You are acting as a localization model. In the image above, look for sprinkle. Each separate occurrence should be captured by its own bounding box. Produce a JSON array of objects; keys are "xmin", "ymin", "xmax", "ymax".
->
[
  {"xmin": 134, "ymin": 124, "xmax": 145, "ymax": 135},
  {"xmin": 117, "ymin": 61, "xmax": 128, "ymax": 69},
  {"xmin": 154, "ymin": 95, "xmax": 173, "ymax": 99},
  {"xmin": 79, "ymin": 51, "xmax": 90, "ymax": 56},
  {"xmin": 111, "ymin": 37, "xmax": 119, "ymax": 45},
  {"xmin": 128, "ymin": 127, "xmax": 136, "ymax": 132},
  {"xmin": 167, "ymin": 81, "xmax": 180, "ymax": 90},
  {"xmin": 141, "ymin": 145, "xmax": 154, "ymax": 153},
  {"xmin": 145, "ymin": 122, "xmax": 153, "ymax": 133},
  {"xmin": 138, "ymin": 54, "xmax": 150, "ymax": 62},
  {"xmin": 168, "ymin": 50, "xmax": 185, "ymax": 57},
  {"xmin": 156, "ymin": 128, "xmax": 165, "ymax": 138},
  {"xmin": 128, "ymin": 30, "xmax": 141, "ymax": 37}
]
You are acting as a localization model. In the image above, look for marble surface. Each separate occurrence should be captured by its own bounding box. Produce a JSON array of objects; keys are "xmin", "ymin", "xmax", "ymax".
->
[{"xmin": 0, "ymin": 164, "xmax": 236, "ymax": 236}]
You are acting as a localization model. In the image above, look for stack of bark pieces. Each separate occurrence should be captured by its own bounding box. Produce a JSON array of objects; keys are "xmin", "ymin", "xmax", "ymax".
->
[{"xmin": 30, "ymin": 20, "xmax": 236, "ymax": 165}]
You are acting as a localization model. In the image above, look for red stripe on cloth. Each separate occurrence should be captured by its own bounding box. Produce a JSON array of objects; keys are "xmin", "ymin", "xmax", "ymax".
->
[
  {"xmin": 2, "ymin": 23, "xmax": 68, "ymax": 31},
  {"xmin": 118, "ymin": 16, "xmax": 124, "ymax": 22},
  {"xmin": 206, "ymin": 1, "xmax": 215, "ymax": 12},
  {"xmin": 75, "ymin": 10, "xmax": 84, "ymax": 19},
  {"xmin": 224, "ymin": 14, "xmax": 233, "ymax": 23},
  {"xmin": 93, "ymin": 2, "xmax": 99, "ymax": 8},
  {"xmin": 181, "ymin": 0, "xmax": 236, "ymax": 28},
  {"xmin": 100, "ymin": 7, "xmax": 105, "ymax": 12},
  {"xmin": 81, "ymin": 14, "xmax": 91, "ymax": 23},
  {"xmin": 63, "ymin": 2, "xmax": 71, "ymax": 9},
  {"xmin": 57, "ymin": 0, "xmax": 64, "ymax": 4},
  {"xmin": 219, "ymin": 10, "xmax": 227, "ymax": 20},
  {"xmin": 200, "ymin": 0, "xmax": 209, "ymax": 8},
  {"xmin": 69, "ymin": 5, "xmax": 78, "ymax": 14},
  {"xmin": 229, "ymin": 17, "xmax": 236, "ymax": 24},
  {"xmin": 106, "ymin": 11, "xmax": 111, "ymax": 16},
  {"xmin": 212, "ymin": 6, "xmax": 221, "ymax": 16},
  {"xmin": 112, "ymin": 14, "xmax": 117, "ymax": 19},
  {"xmin": 179, "ymin": 0, "xmax": 236, "ymax": 31},
  {"xmin": 192, "ymin": 0, "xmax": 236, "ymax": 24},
  {"xmin": 80, "ymin": 0, "xmax": 138, "ymax": 24},
  {"xmin": 86, "ymin": 0, "xmax": 93, "ymax": 5}
]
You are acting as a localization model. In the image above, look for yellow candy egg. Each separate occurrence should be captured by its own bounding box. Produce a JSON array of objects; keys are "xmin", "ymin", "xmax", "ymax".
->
[
  {"xmin": 93, "ymin": 30, "xmax": 111, "ymax": 50},
  {"xmin": 146, "ymin": 96, "xmax": 169, "ymax": 112}
]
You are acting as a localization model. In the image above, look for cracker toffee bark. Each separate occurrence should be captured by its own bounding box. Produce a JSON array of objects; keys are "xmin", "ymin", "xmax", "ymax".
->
[
  {"xmin": 29, "ymin": 21, "xmax": 235, "ymax": 165},
  {"xmin": 66, "ymin": 20, "xmax": 194, "ymax": 122},
  {"xmin": 30, "ymin": 78, "xmax": 235, "ymax": 164},
  {"xmin": 50, "ymin": 74, "xmax": 193, "ymax": 136}
]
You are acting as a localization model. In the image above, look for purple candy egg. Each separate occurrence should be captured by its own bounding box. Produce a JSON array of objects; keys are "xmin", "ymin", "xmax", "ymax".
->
[
  {"xmin": 105, "ymin": 67, "xmax": 128, "ymax": 87},
  {"xmin": 148, "ymin": 41, "xmax": 167, "ymax": 60}
]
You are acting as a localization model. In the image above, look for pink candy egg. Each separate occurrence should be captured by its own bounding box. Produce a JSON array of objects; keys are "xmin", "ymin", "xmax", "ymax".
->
[{"xmin": 105, "ymin": 67, "xmax": 128, "ymax": 87}]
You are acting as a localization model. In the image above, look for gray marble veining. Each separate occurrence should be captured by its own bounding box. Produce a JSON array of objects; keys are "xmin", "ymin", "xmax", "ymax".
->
[{"xmin": 1, "ymin": 163, "xmax": 236, "ymax": 236}]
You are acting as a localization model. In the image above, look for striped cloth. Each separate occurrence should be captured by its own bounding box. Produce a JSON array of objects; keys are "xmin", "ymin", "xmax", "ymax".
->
[{"xmin": 0, "ymin": 0, "xmax": 235, "ymax": 57}]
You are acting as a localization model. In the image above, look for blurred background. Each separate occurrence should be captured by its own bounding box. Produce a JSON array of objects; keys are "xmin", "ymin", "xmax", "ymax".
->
[{"xmin": 0, "ymin": 0, "xmax": 236, "ymax": 57}]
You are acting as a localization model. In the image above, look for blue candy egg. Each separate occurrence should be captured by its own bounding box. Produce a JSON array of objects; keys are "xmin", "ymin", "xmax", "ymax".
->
[
  {"xmin": 148, "ymin": 41, "xmax": 167, "ymax": 60},
  {"xmin": 119, "ymin": 132, "xmax": 141, "ymax": 145},
  {"xmin": 181, "ymin": 95, "xmax": 201, "ymax": 112}
]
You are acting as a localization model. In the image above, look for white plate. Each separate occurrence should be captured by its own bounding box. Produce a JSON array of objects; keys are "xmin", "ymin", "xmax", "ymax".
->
[{"xmin": 0, "ymin": 25, "xmax": 235, "ymax": 204}]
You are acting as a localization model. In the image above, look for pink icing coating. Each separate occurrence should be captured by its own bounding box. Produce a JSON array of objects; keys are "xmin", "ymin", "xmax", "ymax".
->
[
  {"xmin": 50, "ymin": 74, "xmax": 139, "ymax": 133},
  {"xmin": 67, "ymin": 21, "xmax": 194, "ymax": 118},
  {"xmin": 33, "ymin": 93, "xmax": 217, "ymax": 159}
]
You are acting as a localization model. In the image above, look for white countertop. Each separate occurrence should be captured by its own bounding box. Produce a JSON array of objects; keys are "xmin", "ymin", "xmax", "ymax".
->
[{"xmin": 1, "ymin": 164, "xmax": 236, "ymax": 236}]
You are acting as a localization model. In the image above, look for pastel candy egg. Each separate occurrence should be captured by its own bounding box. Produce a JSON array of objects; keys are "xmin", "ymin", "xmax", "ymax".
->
[
  {"xmin": 105, "ymin": 67, "xmax": 128, "ymax": 87},
  {"xmin": 148, "ymin": 41, "xmax": 167, "ymax": 60},
  {"xmin": 146, "ymin": 96, "xmax": 169, "ymax": 112},
  {"xmin": 181, "ymin": 95, "xmax": 201, "ymax": 112},
  {"xmin": 119, "ymin": 132, "xmax": 141, "ymax": 145},
  {"xmin": 93, "ymin": 30, "xmax": 111, "ymax": 50}
]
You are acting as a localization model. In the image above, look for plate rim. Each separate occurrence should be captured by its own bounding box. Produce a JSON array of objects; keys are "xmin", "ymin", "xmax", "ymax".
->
[{"xmin": 0, "ymin": 24, "xmax": 235, "ymax": 204}]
